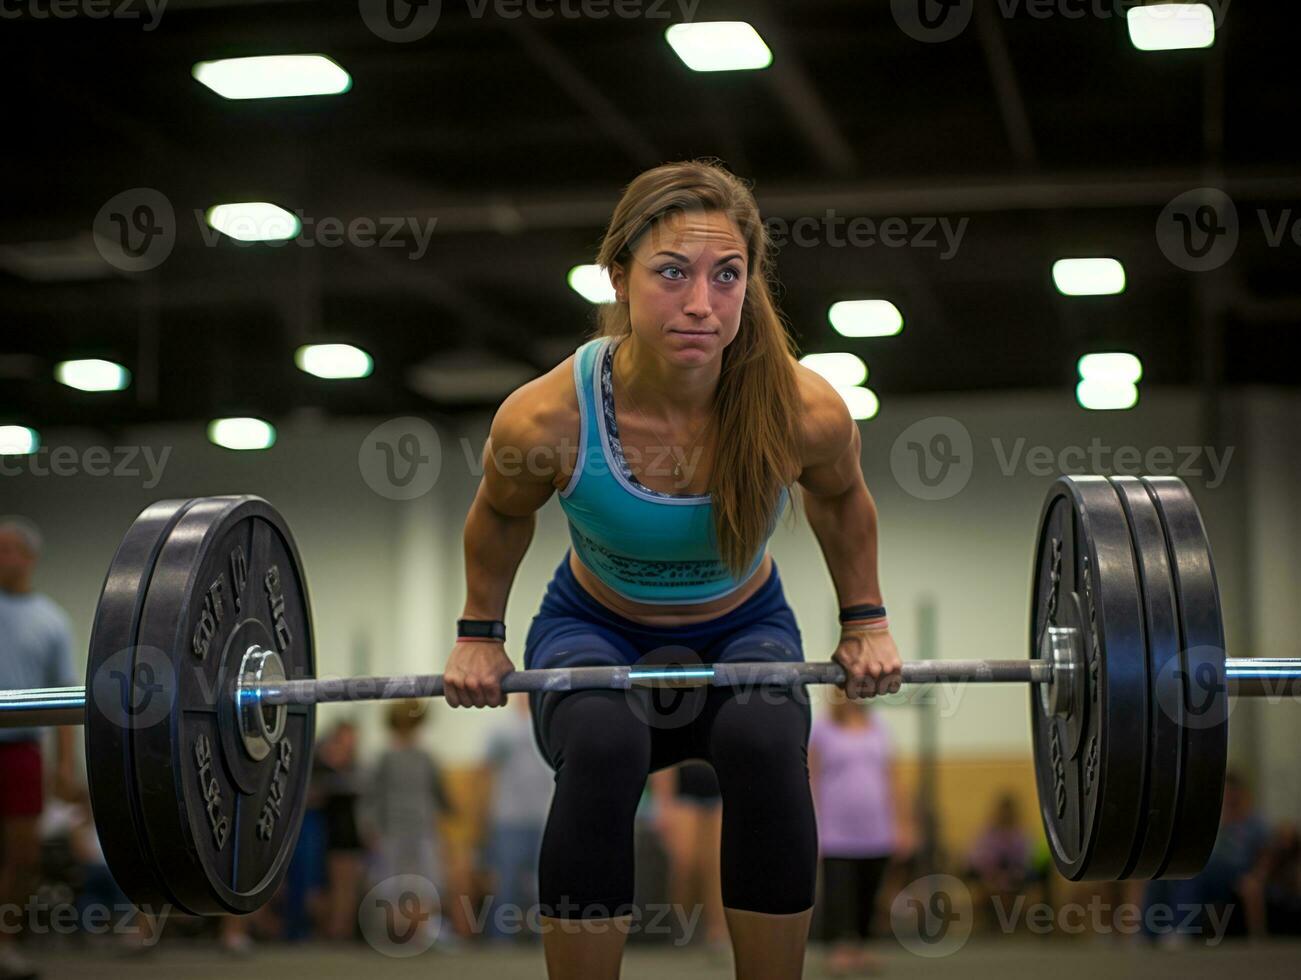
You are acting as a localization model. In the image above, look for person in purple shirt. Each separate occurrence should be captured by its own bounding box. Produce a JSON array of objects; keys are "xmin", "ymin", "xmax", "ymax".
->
[
  {"xmin": 808, "ymin": 691, "xmax": 906, "ymax": 976},
  {"xmin": 965, "ymin": 792, "xmax": 1031, "ymax": 914}
]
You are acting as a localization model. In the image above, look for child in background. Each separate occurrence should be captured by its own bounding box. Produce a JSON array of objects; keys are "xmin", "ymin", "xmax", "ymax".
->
[
  {"xmin": 966, "ymin": 791, "xmax": 1031, "ymax": 923},
  {"xmin": 359, "ymin": 699, "xmax": 458, "ymax": 951}
]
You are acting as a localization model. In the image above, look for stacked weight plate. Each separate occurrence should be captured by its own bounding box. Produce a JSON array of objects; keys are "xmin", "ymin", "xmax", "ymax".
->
[{"xmin": 1029, "ymin": 475, "xmax": 1227, "ymax": 881}]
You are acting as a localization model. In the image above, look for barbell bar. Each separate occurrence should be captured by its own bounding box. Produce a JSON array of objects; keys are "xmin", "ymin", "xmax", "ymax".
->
[
  {"xmin": 3, "ymin": 656, "xmax": 1297, "ymax": 730},
  {"xmin": 0, "ymin": 475, "xmax": 1293, "ymax": 916}
]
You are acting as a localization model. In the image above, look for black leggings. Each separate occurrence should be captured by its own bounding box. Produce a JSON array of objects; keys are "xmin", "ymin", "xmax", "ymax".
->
[
  {"xmin": 820, "ymin": 856, "xmax": 890, "ymax": 941},
  {"xmin": 530, "ymin": 684, "xmax": 817, "ymax": 918}
]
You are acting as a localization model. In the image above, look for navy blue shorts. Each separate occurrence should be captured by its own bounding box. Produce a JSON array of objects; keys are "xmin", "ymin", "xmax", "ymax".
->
[{"xmin": 523, "ymin": 550, "xmax": 804, "ymax": 672}]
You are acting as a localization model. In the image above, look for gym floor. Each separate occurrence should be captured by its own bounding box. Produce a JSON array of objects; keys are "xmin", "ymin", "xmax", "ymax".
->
[{"xmin": 25, "ymin": 940, "xmax": 1301, "ymax": 979}]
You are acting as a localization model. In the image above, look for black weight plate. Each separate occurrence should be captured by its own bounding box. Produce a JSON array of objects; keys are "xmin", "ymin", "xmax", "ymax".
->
[
  {"xmin": 1029, "ymin": 476, "xmax": 1147, "ymax": 880},
  {"xmin": 86, "ymin": 498, "xmax": 200, "ymax": 911},
  {"xmin": 1109, "ymin": 476, "xmax": 1184, "ymax": 879},
  {"xmin": 132, "ymin": 496, "xmax": 315, "ymax": 914},
  {"xmin": 1143, "ymin": 477, "xmax": 1228, "ymax": 878}
]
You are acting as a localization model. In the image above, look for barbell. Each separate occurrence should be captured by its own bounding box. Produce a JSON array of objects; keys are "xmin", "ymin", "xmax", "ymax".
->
[{"xmin": 0, "ymin": 475, "xmax": 1296, "ymax": 916}]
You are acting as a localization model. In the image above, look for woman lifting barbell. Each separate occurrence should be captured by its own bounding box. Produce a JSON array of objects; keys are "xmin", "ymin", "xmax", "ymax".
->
[{"xmin": 442, "ymin": 159, "xmax": 903, "ymax": 980}]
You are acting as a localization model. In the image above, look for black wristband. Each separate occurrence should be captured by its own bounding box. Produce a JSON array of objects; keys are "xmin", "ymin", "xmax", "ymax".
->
[
  {"xmin": 457, "ymin": 619, "xmax": 506, "ymax": 642},
  {"xmin": 839, "ymin": 603, "xmax": 886, "ymax": 623}
]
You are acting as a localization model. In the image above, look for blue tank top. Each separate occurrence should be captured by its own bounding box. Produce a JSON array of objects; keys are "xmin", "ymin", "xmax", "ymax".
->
[{"xmin": 557, "ymin": 336, "xmax": 789, "ymax": 605}]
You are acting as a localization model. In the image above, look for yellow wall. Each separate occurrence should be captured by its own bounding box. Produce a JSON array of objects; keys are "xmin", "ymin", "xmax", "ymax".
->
[{"xmin": 894, "ymin": 755, "xmax": 1046, "ymax": 861}]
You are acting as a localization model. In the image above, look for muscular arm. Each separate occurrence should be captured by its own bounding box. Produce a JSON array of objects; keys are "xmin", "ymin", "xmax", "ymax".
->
[
  {"xmin": 459, "ymin": 384, "xmax": 561, "ymax": 622},
  {"xmin": 797, "ymin": 372, "xmax": 884, "ymax": 607}
]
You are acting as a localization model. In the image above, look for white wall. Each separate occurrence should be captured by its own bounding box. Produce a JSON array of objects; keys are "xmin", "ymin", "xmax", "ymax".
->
[{"xmin": 3, "ymin": 387, "xmax": 1295, "ymax": 823}]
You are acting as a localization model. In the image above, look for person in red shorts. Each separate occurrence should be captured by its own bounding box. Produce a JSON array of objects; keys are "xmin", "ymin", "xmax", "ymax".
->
[{"xmin": 0, "ymin": 518, "xmax": 77, "ymax": 980}]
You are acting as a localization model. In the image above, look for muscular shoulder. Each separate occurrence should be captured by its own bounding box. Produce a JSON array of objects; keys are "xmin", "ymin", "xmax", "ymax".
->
[
  {"xmin": 490, "ymin": 354, "xmax": 580, "ymax": 455},
  {"xmin": 792, "ymin": 358, "xmax": 857, "ymax": 471},
  {"xmin": 481, "ymin": 352, "xmax": 581, "ymax": 513}
]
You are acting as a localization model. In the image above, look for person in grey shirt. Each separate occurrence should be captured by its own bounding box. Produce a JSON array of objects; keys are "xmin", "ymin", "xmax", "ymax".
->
[
  {"xmin": 482, "ymin": 694, "xmax": 554, "ymax": 943},
  {"xmin": 358, "ymin": 699, "xmax": 458, "ymax": 950},
  {"xmin": 0, "ymin": 517, "xmax": 78, "ymax": 980}
]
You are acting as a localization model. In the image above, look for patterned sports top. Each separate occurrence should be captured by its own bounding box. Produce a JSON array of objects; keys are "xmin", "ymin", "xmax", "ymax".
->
[{"xmin": 556, "ymin": 336, "xmax": 788, "ymax": 604}]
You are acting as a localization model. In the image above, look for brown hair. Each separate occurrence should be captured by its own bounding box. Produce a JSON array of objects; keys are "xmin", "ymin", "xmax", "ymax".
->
[
  {"xmin": 593, "ymin": 159, "xmax": 802, "ymax": 577},
  {"xmin": 386, "ymin": 698, "xmax": 427, "ymax": 734}
]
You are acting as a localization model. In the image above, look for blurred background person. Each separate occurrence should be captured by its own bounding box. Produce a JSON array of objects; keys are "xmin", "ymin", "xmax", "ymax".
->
[
  {"xmin": 1238, "ymin": 823, "xmax": 1301, "ymax": 938},
  {"xmin": 809, "ymin": 689, "xmax": 903, "ymax": 976},
  {"xmin": 67, "ymin": 789, "xmax": 160, "ymax": 953},
  {"xmin": 650, "ymin": 761, "xmax": 728, "ymax": 955},
  {"xmin": 1144, "ymin": 770, "xmax": 1271, "ymax": 944},
  {"xmin": 360, "ymin": 699, "xmax": 458, "ymax": 951},
  {"xmin": 480, "ymin": 694, "xmax": 553, "ymax": 944},
  {"xmin": 278, "ymin": 739, "xmax": 330, "ymax": 943},
  {"xmin": 0, "ymin": 517, "xmax": 77, "ymax": 980},
  {"xmin": 965, "ymin": 791, "xmax": 1032, "ymax": 927},
  {"xmin": 313, "ymin": 720, "xmax": 365, "ymax": 941}
]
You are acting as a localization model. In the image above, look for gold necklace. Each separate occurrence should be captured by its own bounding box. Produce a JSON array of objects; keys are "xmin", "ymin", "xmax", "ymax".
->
[{"xmin": 615, "ymin": 341, "xmax": 712, "ymax": 484}]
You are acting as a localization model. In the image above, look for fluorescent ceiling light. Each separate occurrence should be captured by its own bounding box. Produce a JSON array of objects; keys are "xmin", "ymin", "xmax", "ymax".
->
[
  {"xmin": 665, "ymin": 22, "xmax": 773, "ymax": 72},
  {"xmin": 1076, "ymin": 379, "xmax": 1139, "ymax": 411},
  {"xmin": 800, "ymin": 353, "xmax": 868, "ymax": 388},
  {"xmin": 1053, "ymin": 257, "xmax": 1127, "ymax": 296},
  {"xmin": 1127, "ymin": 4, "xmax": 1216, "ymax": 51},
  {"xmin": 829, "ymin": 300, "xmax": 903, "ymax": 338},
  {"xmin": 295, "ymin": 344, "xmax": 373, "ymax": 380},
  {"xmin": 206, "ymin": 202, "xmax": 300, "ymax": 243},
  {"xmin": 837, "ymin": 386, "xmax": 880, "ymax": 421},
  {"xmin": 0, "ymin": 425, "xmax": 39, "ymax": 456},
  {"xmin": 1078, "ymin": 352, "xmax": 1143, "ymax": 384},
  {"xmin": 208, "ymin": 417, "xmax": 276, "ymax": 451},
  {"xmin": 55, "ymin": 358, "xmax": 131, "ymax": 392},
  {"xmin": 192, "ymin": 54, "xmax": 352, "ymax": 100},
  {"xmin": 568, "ymin": 264, "xmax": 616, "ymax": 304}
]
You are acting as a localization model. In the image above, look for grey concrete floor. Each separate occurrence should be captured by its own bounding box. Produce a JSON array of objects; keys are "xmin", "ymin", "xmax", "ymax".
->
[{"xmin": 17, "ymin": 938, "xmax": 1301, "ymax": 979}]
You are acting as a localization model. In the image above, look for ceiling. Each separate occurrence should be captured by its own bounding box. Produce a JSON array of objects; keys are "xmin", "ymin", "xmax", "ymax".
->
[{"xmin": 1, "ymin": 0, "xmax": 1298, "ymax": 432}]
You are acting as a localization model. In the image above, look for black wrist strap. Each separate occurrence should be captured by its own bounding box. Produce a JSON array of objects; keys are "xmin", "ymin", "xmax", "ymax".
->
[
  {"xmin": 839, "ymin": 603, "xmax": 886, "ymax": 623},
  {"xmin": 457, "ymin": 618, "xmax": 506, "ymax": 641}
]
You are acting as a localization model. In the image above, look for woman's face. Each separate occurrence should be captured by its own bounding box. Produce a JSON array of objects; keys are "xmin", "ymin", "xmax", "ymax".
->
[{"xmin": 612, "ymin": 209, "xmax": 749, "ymax": 367}]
